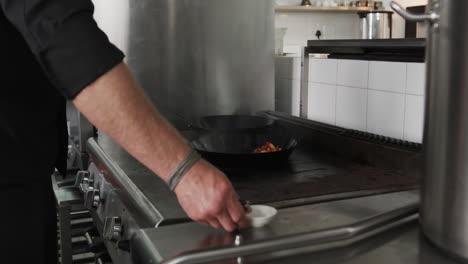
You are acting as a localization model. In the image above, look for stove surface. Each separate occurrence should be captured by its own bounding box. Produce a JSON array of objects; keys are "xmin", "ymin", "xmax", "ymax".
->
[
  {"xmin": 226, "ymin": 146, "xmax": 418, "ymax": 204},
  {"xmin": 89, "ymin": 113, "xmax": 422, "ymax": 224}
]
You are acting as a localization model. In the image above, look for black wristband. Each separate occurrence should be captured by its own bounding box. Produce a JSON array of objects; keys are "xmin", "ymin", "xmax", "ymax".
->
[{"xmin": 168, "ymin": 149, "xmax": 201, "ymax": 191}]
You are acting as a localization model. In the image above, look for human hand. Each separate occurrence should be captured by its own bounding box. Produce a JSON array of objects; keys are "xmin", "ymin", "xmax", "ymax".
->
[{"xmin": 174, "ymin": 159, "xmax": 248, "ymax": 232}]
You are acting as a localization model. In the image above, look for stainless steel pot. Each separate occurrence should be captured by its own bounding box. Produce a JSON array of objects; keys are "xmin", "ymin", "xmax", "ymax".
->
[
  {"xmin": 392, "ymin": 0, "xmax": 468, "ymax": 260},
  {"xmin": 358, "ymin": 11, "xmax": 393, "ymax": 39}
]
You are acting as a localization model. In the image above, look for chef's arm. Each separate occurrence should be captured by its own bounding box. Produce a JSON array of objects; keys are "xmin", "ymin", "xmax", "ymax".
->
[{"xmin": 73, "ymin": 62, "xmax": 246, "ymax": 231}]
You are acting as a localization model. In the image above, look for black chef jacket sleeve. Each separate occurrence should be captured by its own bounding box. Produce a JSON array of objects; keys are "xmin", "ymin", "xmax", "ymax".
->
[{"xmin": 0, "ymin": 0, "xmax": 124, "ymax": 99}]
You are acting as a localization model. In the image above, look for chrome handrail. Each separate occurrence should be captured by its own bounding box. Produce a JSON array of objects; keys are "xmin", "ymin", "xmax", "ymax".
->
[
  {"xmin": 163, "ymin": 202, "xmax": 419, "ymax": 264},
  {"xmin": 390, "ymin": 1, "xmax": 439, "ymax": 22}
]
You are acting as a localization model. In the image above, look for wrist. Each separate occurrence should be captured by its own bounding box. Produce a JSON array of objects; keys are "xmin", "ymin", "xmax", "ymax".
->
[{"xmin": 167, "ymin": 149, "xmax": 201, "ymax": 191}]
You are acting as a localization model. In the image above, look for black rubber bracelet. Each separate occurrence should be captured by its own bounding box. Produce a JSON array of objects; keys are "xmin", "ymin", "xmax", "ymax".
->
[{"xmin": 168, "ymin": 149, "xmax": 201, "ymax": 191}]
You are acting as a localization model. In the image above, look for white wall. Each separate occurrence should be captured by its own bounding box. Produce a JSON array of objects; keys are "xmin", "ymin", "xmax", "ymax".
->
[
  {"xmin": 276, "ymin": 11, "xmax": 360, "ymax": 54},
  {"xmin": 275, "ymin": 57, "xmax": 426, "ymax": 143},
  {"xmin": 275, "ymin": 0, "xmax": 360, "ymax": 54}
]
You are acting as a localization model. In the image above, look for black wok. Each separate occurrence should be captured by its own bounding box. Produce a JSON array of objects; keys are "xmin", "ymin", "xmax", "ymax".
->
[{"xmin": 191, "ymin": 123, "xmax": 298, "ymax": 167}]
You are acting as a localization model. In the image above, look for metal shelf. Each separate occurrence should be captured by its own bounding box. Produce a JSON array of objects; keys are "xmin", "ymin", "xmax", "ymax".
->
[{"xmin": 275, "ymin": 5, "xmax": 374, "ymax": 12}]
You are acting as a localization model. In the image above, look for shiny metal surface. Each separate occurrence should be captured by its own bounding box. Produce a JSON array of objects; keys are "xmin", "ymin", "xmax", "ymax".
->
[
  {"xmin": 84, "ymin": 122, "xmax": 424, "ymax": 263},
  {"xmin": 265, "ymin": 187, "xmax": 417, "ymax": 209},
  {"xmin": 88, "ymin": 135, "xmax": 180, "ymax": 227},
  {"xmin": 390, "ymin": 1, "xmax": 439, "ymax": 22},
  {"xmin": 93, "ymin": 0, "xmax": 274, "ymax": 120},
  {"xmin": 300, "ymin": 49, "xmax": 309, "ymax": 119},
  {"xmin": 358, "ymin": 11, "xmax": 393, "ymax": 39},
  {"xmin": 419, "ymin": 0, "xmax": 468, "ymax": 260},
  {"xmin": 131, "ymin": 191, "xmax": 443, "ymax": 264},
  {"xmin": 66, "ymin": 101, "xmax": 94, "ymax": 155},
  {"xmin": 86, "ymin": 161, "xmax": 144, "ymax": 264},
  {"xmin": 103, "ymin": 216, "xmax": 123, "ymax": 242},
  {"xmin": 85, "ymin": 110, "xmax": 423, "ymax": 227},
  {"xmin": 163, "ymin": 203, "xmax": 419, "ymax": 264},
  {"xmin": 89, "ymin": 129, "xmax": 419, "ymax": 225}
]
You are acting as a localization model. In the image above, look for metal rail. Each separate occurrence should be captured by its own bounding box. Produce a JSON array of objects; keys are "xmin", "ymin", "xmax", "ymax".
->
[
  {"xmin": 390, "ymin": 1, "xmax": 439, "ymax": 22},
  {"xmin": 300, "ymin": 47, "xmax": 310, "ymax": 119},
  {"xmin": 163, "ymin": 202, "xmax": 419, "ymax": 264},
  {"xmin": 87, "ymin": 138, "xmax": 163, "ymax": 227}
]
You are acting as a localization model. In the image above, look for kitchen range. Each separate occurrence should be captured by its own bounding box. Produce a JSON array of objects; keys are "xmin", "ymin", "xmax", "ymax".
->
[
  {"xmin": 55, "ymin": 111, "xmax": 422, "ymax": 264},
  {"xmin": 53, "ymin": 0, "xmax": 468, "ymax": 264}
]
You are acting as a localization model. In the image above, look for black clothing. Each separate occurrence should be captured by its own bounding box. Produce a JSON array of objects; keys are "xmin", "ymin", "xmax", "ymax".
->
[
  {"xmin": 1, "ymin": 177, "xmax": 58, "ymax": 263},
  {"xmin": 0, "ymin": 0, "xmax": 124, "ymax": 183},
  {"xmin": 0, "ymin": 0, "xmax": 124, "ymax": 262}
]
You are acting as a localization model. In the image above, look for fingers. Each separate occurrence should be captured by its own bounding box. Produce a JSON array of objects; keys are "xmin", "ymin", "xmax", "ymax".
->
[
  {"xmin": 217, "ymin": 209, "xmax": 237, "ymax": 232},
  {"xmin": 206, "ymin": 218, "xmax": 222, "ymax": 229},
  {"xmin": 201, "ymin": 199, "xmax": 246, "ymax": 231},
  {"xmin": 227, "ymin": 196, "xmax": 249, "ymax": 228}
]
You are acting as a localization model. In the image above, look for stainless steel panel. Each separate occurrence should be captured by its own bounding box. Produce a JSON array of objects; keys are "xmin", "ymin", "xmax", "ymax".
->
[
  {"xmin": 87, "ymin": 134, "xmax": 187, "ymax": 227},
  {"xmin": 93, "ymin": 0, "xmax": 274, "ymax": 120},
  {"xmin": 300, "ymin": 49, "xmax": 309, "ymax": 119},
  {"xmin": 66, "ymin": 101, "xmax": 93, "ymax": 166},
  {"xmin": 163, "ymin": 205, "xmax": 419, "ymax": 264},
  {"xmin": 418, "ymin": 0, "xmax": 468, "ymax": 260},
  {"xmin": 131, "ymin": 191, "xmax": 422, "ymax": 264}
]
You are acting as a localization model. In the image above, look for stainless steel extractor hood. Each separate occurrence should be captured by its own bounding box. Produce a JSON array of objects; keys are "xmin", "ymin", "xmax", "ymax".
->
[{"xmin": 92, "ymin": 0, "xmax": 275, "ymax": 120}]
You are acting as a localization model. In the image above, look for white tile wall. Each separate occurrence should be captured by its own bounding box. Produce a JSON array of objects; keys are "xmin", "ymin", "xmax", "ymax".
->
[
  {"xmin": 308, "ymin": 82, "xmax": 336, "ymax": 125},
  {"xmin": 336, "ymin": 86, "xmax": 367, "ymax": 131},
  {"xmin": 406, "ymin": 63, "xmax": 426, "ymax": 95},
  {"xmin": 274, "ymin": 57, "xmax": 426, "ymax": 143},
  {"xmin": 404, "ymin": 95, "xmax": 425, "ymax": 143},
  {"xmin": 367, "ymin": 90, "xmax": 405, "ymax": 139},
  {"xmin": 337, "ymin": 60, "xmax": 369, "ymax": 88},
  {"xmin": 309, "ymin": 58, "xmax": 337, "ymax": 84},
  {"xmin": 368, "ymin": 61, "xmax": 407, "ymax": 93}
]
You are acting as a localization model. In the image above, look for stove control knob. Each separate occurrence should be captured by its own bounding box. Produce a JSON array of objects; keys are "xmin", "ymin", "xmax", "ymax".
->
[
  {"xmin": 103, "ymin": 217, "xmax": 123, "ymax": 242},
  {"xmin": 84, "ymin": 188, "xmax": 101, "ymax": 209},
  {"xmin": 74, "ymin": 171, "xmax": 89, "ymax": 189}
]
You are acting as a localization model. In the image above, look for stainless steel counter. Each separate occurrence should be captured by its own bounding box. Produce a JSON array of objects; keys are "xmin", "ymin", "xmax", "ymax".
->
[
  {"xmin": 88, "ymin": 126, "xmax": 419, "ymax": 228},
  {"xmin": 89, "ymin": 133, "xmax": 187, "ymax": 227},
  {"xmin": 81, "ymin": 126, "xmax": 457, "ymax": 264},
  {"xmin": 130, "ymin": 191, "xmax": 461, "ymax": 264}
]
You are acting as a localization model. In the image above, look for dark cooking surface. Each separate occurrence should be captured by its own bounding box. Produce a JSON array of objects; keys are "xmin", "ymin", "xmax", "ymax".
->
[
  {"xmin": 226, "ymin": 146, "xmax": 418, "ymax": 204},
  {"xmin": 91, "ymin": 113, "xmax": 421, "ymax": 222}
]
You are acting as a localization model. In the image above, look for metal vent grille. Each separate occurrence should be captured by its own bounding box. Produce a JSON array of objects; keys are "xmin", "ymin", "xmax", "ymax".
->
[{"xmin": 341, "ymin": 129, "xmax": 422, "ymax": 151}]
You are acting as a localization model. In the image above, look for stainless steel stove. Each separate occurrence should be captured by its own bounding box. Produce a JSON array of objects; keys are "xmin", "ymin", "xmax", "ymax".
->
[{"xmin": 53, "ymin": 112, "xmax": 433, "ymax": 264}]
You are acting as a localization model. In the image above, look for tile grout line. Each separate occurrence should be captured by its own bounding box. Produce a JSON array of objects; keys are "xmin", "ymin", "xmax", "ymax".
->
[
  {"xmin": 334, "ymin": 60, "xmax": 339, "ymax": 126},
  {"xmin": 367, "ymin": 87, "xmax": 409, "ymax": 95},
  {"xmin": 365, "ymin": 61, "xmax": 370, "ymax": 132},
  {"xmin": 313, "ymin": 81, "xmax": 373, "ymax": 91},
  {"xmin": 402, "ymin": 63, "xmax": 408, "ymax": 140},
  {"xmin": 336, "ymin": 84, "xmax": 368, "ymax": 90},
  {"xmin": 406, "ymin": 92, "xmax": 425, "ymax": 97}
]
